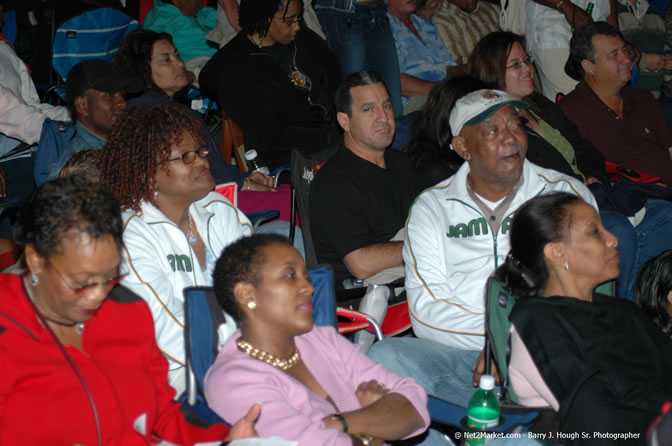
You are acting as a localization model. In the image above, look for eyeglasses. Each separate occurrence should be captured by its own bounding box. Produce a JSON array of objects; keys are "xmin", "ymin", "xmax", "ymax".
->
[
  {"xmin": 506, "ymin": 54, "xmax": 534, "ymax": 70},
  {"xmin": 48, "ymin": 260, "xmax": 127, "ymax": 294},
  {"xmin": 166, "ymin": 147, "xmax": 209, "ymax": 164}
]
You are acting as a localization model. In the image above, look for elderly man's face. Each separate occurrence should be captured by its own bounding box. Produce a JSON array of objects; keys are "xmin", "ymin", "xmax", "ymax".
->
[
  {"xmin": 338, "ymin": 83, "xmax": 395, "ymax": 152},
  {"xmin": 455, "ymin": 105, "xmax": 527, "ymax": 188},
  {"xmin": 585, "ymin": 34, "xmax": 632, "ymax": 87}
]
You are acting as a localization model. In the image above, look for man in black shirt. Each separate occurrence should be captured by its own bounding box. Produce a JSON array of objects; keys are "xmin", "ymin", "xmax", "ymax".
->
[{"xmin": 311, "ymin": 71, "xmax": 420, "ymax": 284}]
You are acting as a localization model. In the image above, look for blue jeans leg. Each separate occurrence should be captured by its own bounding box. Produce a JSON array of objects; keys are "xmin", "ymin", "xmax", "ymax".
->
[
  {"xmin": 631, "ymin": 200, "xmax": 672, "ymax": 298},
  {"xmin": 367, "ymin": 336, "xmax": 480, "ymax": 407},
  {"xmin": 316, "ymin": 5, "xmax": 403, "ymax": 118},
  {"xmin": 600, "ymin": 210, "xmax": 636, "ymax": 299}
]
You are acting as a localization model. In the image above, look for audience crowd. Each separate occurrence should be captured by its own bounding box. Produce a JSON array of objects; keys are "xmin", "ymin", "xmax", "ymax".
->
[{"xmin": 1, "ymin": 0, "xmax": 672, "ymax": 444}]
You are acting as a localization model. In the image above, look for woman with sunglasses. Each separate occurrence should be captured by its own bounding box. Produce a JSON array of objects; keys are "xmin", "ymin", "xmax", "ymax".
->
[
  {"xmin": 0, "ymin": 176, "xmax": 259, "ymax": 444},
  {"xmin": 100, "ymin": 103, "xmax": 253, "ymax": 395}
]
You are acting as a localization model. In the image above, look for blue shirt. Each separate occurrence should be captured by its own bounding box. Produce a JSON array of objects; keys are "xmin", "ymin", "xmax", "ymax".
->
[
  {"xmin": 386, "ymin": 13, "xmax": 457, "ymax": 106},
  {"xmin": 48, "ymin": 121, "xmax": 106, "ymax": 179}
]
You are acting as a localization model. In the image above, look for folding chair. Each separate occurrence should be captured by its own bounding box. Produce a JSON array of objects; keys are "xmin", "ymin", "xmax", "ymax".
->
[
  {"xmin": 289, "ymin": 146, "xmax": 412, "ymax": 339},
  {"xmin": 52, "ymin": 8, "xmax": 139, "ymax": 83}
]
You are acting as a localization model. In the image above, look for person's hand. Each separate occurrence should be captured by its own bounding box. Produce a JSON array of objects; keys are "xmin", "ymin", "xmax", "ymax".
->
[
  {"xmin": 243, "ymin": 175, "xmax": 277, "ymax": 192},
  {"xmin": 471, "ymin": 348, "xmax": 501, "ymax": 387},
  {"xmin": 226, "ymin": 403, "xmax": 261, "ymax": 441},
  {"xmin": 0, "ymin": 164, "xmax": 6, "ymax": 198},
  {"xmin": 584, "ymin": 176, "xmax": 602, "ymax": 185},
  {"xmin": 249, "ymin": 171, "xmax": 276, "ymax": 189},
  {"xmin": 355, "ymin": 380, "xmax": 389, "ymax": 408}
]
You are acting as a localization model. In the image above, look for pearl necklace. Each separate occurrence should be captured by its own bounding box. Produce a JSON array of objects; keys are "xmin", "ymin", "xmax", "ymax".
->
[{"xmin": 236, "ymin": 337, "xmax": 301, "ymax": 370}]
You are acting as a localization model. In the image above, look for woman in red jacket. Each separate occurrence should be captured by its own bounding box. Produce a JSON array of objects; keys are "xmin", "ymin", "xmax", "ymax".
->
[{"xmin": 0, "ymin": 176, "xmax": 259, "ymax": 445}]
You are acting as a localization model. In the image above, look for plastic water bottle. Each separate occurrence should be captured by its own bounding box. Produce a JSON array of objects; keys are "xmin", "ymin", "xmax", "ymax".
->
[
  {"xmin": 244, "ymin": 149, "xmax": 270, "ymax": 175},
  {"xmin": 465, "ymin": 375, "xmax": 500, "ymax": 444}
]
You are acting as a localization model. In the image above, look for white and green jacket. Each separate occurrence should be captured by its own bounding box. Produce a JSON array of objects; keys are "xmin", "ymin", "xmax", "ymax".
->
[
  {"xmin": 403, "ymin": 160, "xmax": 597, "ymax": 351},
  {"xmin": 120, "ymin": 192, "xmax": 252, "ymax": 373}
]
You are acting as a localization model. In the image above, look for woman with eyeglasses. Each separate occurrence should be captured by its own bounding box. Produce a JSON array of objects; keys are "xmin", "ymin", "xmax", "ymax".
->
[
  {"xmin": 468, "ymin": 31, "xmax": 672, "ymax": 301},
  {"xmin": 115, "ymin": 29, "xmax": 276, "ymax": 192},
  {"xmin": 199, "ymin": 0, "xmax": 341, "ymax": 168},
  {"xmin": 100, "ymin": 103, "xmax": 253, "ymax": 394},
  {"xmin": 0, "ymin": 176, "xmax": 259, "ymax": 444}
]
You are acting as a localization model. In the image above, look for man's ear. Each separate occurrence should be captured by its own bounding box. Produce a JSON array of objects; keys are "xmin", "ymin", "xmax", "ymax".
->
[
  {"xmin": 581, "ymin": 59, "xmax": 594, "ymax": 76},
  {"xmin": 74, "ymin": 95, "xmax": 89, "ymax": 118},
  {"xmin": 452, "ymin": 136, "xmax": 471, "ymax": 161},
  {"xmin": 337, "ymin": 112, "xmax": 350, "ymax": 132}
]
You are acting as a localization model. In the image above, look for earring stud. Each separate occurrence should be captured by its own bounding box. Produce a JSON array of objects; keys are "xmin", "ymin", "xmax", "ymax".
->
[{"xmin": 247, "ymin": 301, "xmax": 256, "ymax": 310}]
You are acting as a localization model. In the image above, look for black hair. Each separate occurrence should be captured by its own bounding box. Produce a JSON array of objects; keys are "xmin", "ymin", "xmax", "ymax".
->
[
  {"xmin": 115, "ymin": 28, "xmax": 175, "ymax": 93},
  {"xmin": 406, "ymin": 75, "xmax": 485, "ymax": 186},
  {"xmin": 239, "ymin": 0, "xmax": 298, "ymax": 38},
  {"xmin": 494, "ymin": 192, "xmax": 582, "ymax": 298},
  {"xmin": 635, "ymin": 250, "xmax": 672, "ymax": 336},
  {"xmin": 566, "ymin": 21, "xmax": 623, "ymax": 81},
  {"xmin": 13, "ymin": 176, "xmax": 122, "ymax": 258},
  {"xmin": 468, "ymin": 31, "xmax": 526, "ymax": 92},
  {"xmin": 334, "ymin": 70, "xmax": 387, "ymax": 116},
  {"xmin": 213, "ymin": 234, "xmax": 293, "ymax": 323}
]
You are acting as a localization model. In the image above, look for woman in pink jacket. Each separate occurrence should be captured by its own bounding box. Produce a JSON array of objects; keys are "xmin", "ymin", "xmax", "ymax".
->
[{"xmin": 205, "ymin": 233, "xmax": 431, "ymax": 445}]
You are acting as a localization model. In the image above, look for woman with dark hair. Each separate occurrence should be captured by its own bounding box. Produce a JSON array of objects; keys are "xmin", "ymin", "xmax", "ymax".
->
[
  {"xmin": 468, "ymin": 30, "xmax": 672, "ymax": 301},
  {"xmin": 635, "ymin": 250, "xmax": 672, "ymax": 336},
  {"xmin": 99, "ymin": 103, "xmax": 252, "ymax": 394},
  {"xmin": 115, "ymin": 28, "xmax": 275, "ymax": 192},
  {"xmin": 0, "ymin": 176, "xmax": 259, "ymax": 444},
  {"xmin": 495, "ymin": 192, "xmax": 672, "ymax": 443},
  {"xmin": 199, "ymin": 0, "xmax": 341, "ymax": 168},
  {"xmin": 205, "ymin": 233, "xmax": 430, "ymax": 445},
  {"xmin": 405, "ymin": 75, "xmax": 484, "ymax": 189}
]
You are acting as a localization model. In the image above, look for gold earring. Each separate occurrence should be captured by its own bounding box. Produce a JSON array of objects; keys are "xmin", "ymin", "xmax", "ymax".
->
[{"xmin": 247, "ymin": 301, "xmax": 256, "ymax": 310}]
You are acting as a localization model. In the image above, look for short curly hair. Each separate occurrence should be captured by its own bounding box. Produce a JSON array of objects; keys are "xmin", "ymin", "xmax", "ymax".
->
[
  {"xmin": 213, "ymin": 234, "xmax": 292, "ymax": 323},
  {"xmin": 14, "ymin": 176, "xmax": 122, "ymax": 258},
  {"xmin": 566, "ymin": 22, "xmax": 622, "ymax": 81},
  {"xmin": 115, "ymin": 29, "xmax": 175, "ymax": 93},
  {"xmin": 58, "ymin": 148, "xmax": 101, "ymax": 183},
  {"xmin": 99, "ymin": 103, "xmax": 204, "ymax": 212}
]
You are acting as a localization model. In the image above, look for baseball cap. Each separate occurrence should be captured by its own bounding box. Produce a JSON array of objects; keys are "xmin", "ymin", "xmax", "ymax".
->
[
  {"xmin": 449, "ymin": 89, "xmax": 529, "ymax": 138},
  {"xmin": 66, "ymin": 59, "xmax": 142, "ymax": 106}
]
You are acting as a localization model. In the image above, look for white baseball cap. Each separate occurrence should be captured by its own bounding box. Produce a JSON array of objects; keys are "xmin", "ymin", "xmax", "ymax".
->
[{"xmin": 449, "ymin": 89, "xmax": 529, "ymax": 138}]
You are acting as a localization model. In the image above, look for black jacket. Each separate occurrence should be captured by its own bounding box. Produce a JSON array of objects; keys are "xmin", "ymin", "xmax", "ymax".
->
[
  {"xmin": 199, "ymin": 29, "xmax": 341, "ymax": 168},
  {"xmin": 524, "ymin": 93, "xmax": 608, "ymax": 184}
]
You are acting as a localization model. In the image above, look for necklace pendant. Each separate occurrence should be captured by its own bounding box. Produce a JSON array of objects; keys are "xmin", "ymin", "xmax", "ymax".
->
[
  {"xmin": 188, "ymin": 235, "xmax": 198, "ymax": 245},
  {"xmin": 76, "ymin": 323, "xmax": 85, "ymax": 335}
]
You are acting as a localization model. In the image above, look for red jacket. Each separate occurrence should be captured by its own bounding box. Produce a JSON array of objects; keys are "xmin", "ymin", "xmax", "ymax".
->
[{"xmin": 0, "ymin": 273, "xmax": 229, "ymax": 445}]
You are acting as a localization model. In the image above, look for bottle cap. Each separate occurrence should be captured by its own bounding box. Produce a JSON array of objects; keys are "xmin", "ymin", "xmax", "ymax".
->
[
  {"xmin": 244, "ymin": 149, "xmax": 258, "ymax": 161},
  {"xmin": 479, "ymin": 374, "xmax": 495, "ymax": 390}
]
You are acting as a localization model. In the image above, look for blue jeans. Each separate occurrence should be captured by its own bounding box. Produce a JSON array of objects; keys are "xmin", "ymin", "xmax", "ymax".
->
[
  {"xmin": 316, "ymin": 2, "xmax": 403, "ymax": 118},
  {"xmin": 601, "ymin": 199, "xmax": 672, "ymax": 300},
  {"xmin": 368, "ymin": 337, "xmax": 480, "ymax": 407},
  {"xmin": 255, "ymin": 221, "xmax": 306, "ymax": 259}
]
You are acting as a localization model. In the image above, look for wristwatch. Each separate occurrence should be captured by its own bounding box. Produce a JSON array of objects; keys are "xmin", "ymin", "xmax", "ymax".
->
[{"xmin": 355, "ymin": 433, "xmax": 374, "ymax": 446}]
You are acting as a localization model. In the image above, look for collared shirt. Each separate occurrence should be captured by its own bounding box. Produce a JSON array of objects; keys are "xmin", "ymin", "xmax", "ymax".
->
[
  {"xmin": 48, "ymin": 121, "xmax": 106, "ymax": 179},
  {"xmin": 432, "ymin": 1, "xmax": 499, "ymax": 65},
  {"xmin": 386, "ymin": 12, "xmax": 457, "ymax": 106},
  {"xmin": 559, "ymin": 81, "xmax": 672, "ymax": 185}
]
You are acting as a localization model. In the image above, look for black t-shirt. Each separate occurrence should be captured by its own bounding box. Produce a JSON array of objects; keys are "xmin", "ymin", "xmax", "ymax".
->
[{"xmin": 310, "ymin": 143, "xmax": 420, "ymax": 281}]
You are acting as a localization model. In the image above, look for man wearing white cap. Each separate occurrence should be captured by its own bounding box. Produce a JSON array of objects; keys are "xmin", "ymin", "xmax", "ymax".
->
[{"xmin": 368, "ymin": 89, "xmax": 596, "ymax": 407}]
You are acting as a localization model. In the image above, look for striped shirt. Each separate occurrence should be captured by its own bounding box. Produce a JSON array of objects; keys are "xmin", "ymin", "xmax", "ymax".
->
[{"xmin": 432, "ymin": 1, "xmax": 500, "ymax": 65}]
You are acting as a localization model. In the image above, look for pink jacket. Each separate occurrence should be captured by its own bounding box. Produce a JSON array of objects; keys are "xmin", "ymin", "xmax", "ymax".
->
[{"xmin": 205, "ymin": 326, "xmax": 430, "ymax": 445}]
